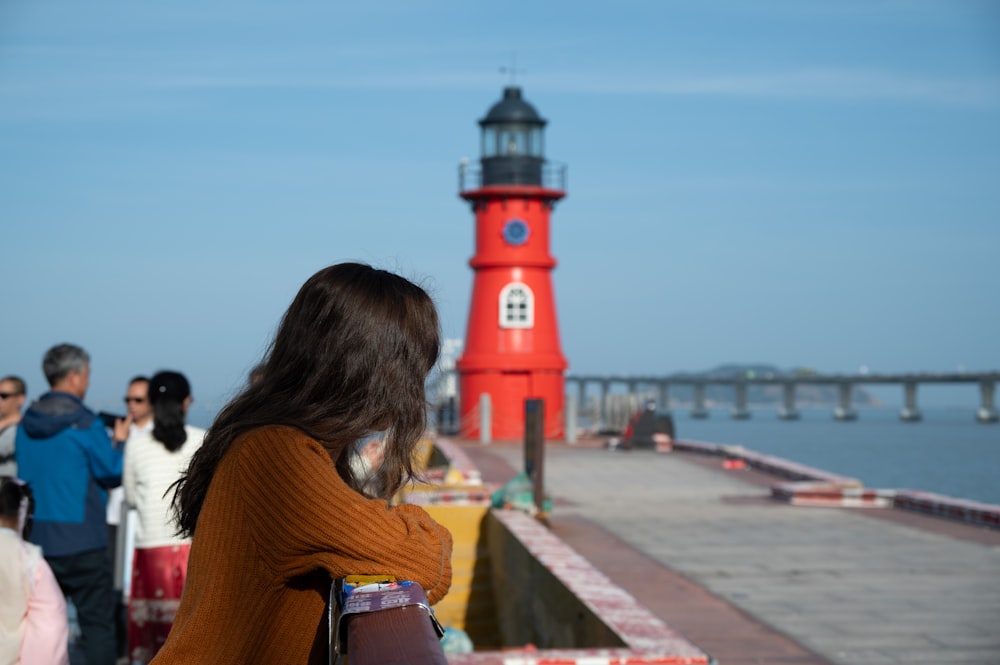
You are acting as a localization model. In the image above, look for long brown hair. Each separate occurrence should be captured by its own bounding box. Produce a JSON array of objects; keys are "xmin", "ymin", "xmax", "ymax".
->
[{"xmin": 170, "ymin": 263, "xmax": 440, "ymax": 538}]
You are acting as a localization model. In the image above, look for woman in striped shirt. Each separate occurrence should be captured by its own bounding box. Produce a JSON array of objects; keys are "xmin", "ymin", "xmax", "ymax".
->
[{"xmin": 123, "ymin": 371, "xmax": 205, "ymax": 664}]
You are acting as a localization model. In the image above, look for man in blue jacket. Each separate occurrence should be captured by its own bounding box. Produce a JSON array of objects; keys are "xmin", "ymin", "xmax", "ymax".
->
[{"xmin": 16, "ymin": 343, "xmax": 128, "ymax": 665}]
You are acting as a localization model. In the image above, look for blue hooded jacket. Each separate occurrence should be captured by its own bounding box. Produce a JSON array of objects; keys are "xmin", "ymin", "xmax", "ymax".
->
[{"xmin": 15, "ymin": 391, "xmax": 123, "ymax": 557}]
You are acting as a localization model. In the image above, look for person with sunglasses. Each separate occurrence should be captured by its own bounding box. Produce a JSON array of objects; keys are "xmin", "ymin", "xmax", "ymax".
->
[
  {"xmin": 107, "ymin": 375, "xmax": 153, "ymax": 660},
  {"xmin": 0, "ymin": 376, "xmax": 27, "ymax": 476},
  {"xmin": 107, "ymin": 379, "xmax": 153, "ymax": 539},
  {"xmin": 124, "ymin": 377, "xmax": 153, "ymax": 432},
  {"xmin": 107, "ymin": 377, "xmax": 153, "ymax": 544}
]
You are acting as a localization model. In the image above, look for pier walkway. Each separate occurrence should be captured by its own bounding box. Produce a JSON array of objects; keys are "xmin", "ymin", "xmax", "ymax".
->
[{"xmin": 460, "ymin": 441, "xmax": 1000, "ymax": 665}]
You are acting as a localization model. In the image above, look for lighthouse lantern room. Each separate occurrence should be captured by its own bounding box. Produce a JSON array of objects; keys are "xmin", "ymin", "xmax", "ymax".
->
[{"xmin": 456, "ymin": 86, "xmax": 568, "ymax": 441}]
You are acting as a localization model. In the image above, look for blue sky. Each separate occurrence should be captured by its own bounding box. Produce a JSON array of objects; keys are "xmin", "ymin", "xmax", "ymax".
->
[{"xmin": 2, "ymin": 0, "xmax": 998, "ymax": 416}]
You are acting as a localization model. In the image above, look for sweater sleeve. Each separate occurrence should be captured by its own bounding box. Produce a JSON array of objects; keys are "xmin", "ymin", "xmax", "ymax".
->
[{"xmin": 235, "ymin": 427, "xmax": 453, "ymax": 604}]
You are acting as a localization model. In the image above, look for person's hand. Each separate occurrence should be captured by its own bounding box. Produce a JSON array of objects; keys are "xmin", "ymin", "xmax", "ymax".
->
[
  {"xmin": 113, "ymin": 415, "xmax": 132, "ymax": 443},
  {"xmin": 360, "ymin": 438, "xmax": 384, "ymax": 468}
]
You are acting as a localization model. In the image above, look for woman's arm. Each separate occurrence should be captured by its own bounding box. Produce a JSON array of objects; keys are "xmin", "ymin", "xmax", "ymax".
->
[{"xmin": 236, "ymin": 427, "xmax": 453, "ymax": 602}]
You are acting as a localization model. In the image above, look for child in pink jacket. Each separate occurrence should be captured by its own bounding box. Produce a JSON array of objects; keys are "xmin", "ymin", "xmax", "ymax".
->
[{"xmin": 0, "ymin": 476, "xmax": 69, "ymax": 665}]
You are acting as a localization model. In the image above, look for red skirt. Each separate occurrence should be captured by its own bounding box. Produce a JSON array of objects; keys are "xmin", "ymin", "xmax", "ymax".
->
[{"xmin": 128, "ymin": 544, "xmax": 190, "ymax": 664}]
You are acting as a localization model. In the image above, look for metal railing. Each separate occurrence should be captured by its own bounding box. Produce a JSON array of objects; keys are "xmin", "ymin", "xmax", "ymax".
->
[{"xmin": 458, "ymin": 161, "xmax": 567, "ymax": 192}]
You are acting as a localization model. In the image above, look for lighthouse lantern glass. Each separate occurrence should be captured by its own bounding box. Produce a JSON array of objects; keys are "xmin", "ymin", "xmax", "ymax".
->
[
  {"xmin": 482, "ymin": 124, "xmax": 543, "ymax": 158},
  {"xmin": 501, "ymin": 128, "xmax": 525, "ymax": 156},
  {"xmin": 528, "ymin": 127, "xmax": 544, "ymax": 157},
  {"xmin": 481, "ymin": 129, "xmax": 495, "ymax": 158}
]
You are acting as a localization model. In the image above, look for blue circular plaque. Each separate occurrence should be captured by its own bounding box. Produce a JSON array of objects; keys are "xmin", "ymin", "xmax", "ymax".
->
[{"xmin": 502, "ymin": 219, "xmax": 530, "ymax": 246}]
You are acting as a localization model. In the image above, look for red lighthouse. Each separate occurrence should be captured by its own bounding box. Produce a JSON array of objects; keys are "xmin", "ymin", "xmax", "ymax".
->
[{"xmin": 456, "ymin": 86, "xmax": 568, "ymax": 441}]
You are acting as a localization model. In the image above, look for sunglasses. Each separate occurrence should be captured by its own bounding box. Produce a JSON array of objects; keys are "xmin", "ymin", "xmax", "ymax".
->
[
  {"xmin": 124, "ymin": 397, "xmax": 148, "ymax": 404},
  {"xmin": 0, "ymin": 392, "xmax": 23, "ymax": 399}
]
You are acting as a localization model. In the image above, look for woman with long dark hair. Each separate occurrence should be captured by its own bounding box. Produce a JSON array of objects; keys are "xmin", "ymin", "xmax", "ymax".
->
[
  {"xmin": 122, "ymin": 371, "xmax": 205, "ymax": 663},
  {"xmin": 151, "ymin": 263, "xmax": 452, "ymax": 664}
]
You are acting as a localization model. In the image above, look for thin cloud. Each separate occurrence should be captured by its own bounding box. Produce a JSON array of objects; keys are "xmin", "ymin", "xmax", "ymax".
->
[
  {"xmin": 2, "ymin": 36, "xmax": 997, "ymax": 113},
  {"xmin": 145, "ymin": 67, "xmax": 1000, "ymax": 108},
  {"xmin": 539, "ymin": 68, "xmax": 1000, "ymax": 107}
]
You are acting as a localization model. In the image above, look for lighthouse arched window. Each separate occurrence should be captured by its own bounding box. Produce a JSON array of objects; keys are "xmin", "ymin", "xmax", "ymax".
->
[{"xmin": 499, "ymin": 282, "xmax": 534, "ymax": 329}]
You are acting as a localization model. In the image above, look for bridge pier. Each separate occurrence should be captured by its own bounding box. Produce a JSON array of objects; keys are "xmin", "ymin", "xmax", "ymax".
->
[
  {"xmin": 691, "ymin": 383, "xmax": 709, "ymax": 419},
  {"xmin": 565, "ymin": 393, "xmax": 578, "ymax": 443},
  {"xmin": 977, "ymin": 380, "xmax": 999, "ymax": 423},
  {"xmin": 657, "ymin": 381, "xmax": 671, "ymax": 413},
  {"xmin": 599, "ymin": 379, "xmax": 611, "ymax": 431},
  {"xmin": 899, "ymin": 381, "xmax": 922, "ymax": 422},
  {"xmin": 731, "ymin": 383, "xmax": 751, "ymax": 419},
  {"xmin": 778, "ymin": 382, "xmax": 800, "ymax": 420},
  {"xmin": 562, "ymin": 371, "xmax": 1000, "ymax": 426},
  {"xmin": 833, "ymin": 383, "xmax": 857, "ymax": 421}
]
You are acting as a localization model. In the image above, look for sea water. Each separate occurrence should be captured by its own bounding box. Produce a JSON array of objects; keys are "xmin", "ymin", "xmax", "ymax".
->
[
  {"xmin": 187, "ymin": 403, "xmax": 1000, "ymax": 505},
  {"xmin": 671, "ymin": 406, "xmax": 1000, "ymax": 506}
]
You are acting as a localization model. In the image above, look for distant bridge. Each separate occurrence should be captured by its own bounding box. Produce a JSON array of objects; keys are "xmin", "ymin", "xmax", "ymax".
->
[{"xmin": 565, "ymin": 372, "xmax": 1000, "ymax": 424}]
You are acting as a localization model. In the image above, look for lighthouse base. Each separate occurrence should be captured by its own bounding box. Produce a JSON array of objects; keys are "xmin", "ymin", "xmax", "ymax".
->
[{"xmin": 459, "ymin": 370, "xmax": 565, "ymax": 441}]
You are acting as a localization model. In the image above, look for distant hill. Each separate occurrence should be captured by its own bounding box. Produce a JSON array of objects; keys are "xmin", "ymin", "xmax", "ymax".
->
[{"xmin": 661, "ymin": 363, "xmax": 881, "ymax": 407}]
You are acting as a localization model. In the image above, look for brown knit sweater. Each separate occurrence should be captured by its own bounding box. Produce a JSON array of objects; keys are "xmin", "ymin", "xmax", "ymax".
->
[{"xmin": 150, "ymin": 425, "xmax": 453, "ymax": 664}]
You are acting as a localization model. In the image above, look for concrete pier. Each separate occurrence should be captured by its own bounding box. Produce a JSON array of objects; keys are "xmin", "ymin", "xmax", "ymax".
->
[
  {"xmin": 978, "ymin": 380, "xmax": 999, "ymax": 423},
  {"xmin": 778, "ymin": 381, "xmax": 801, "ymax": 420},
  {"xmin": 462, "ymin": 441, "xmax": 1000, "ymax": 665},
  {"xmin": 899, "ymin": 381, "xmax": 922, "ymax": 422},
  {"xmin": 833, "ymin": 382, "xmax": 857, "ymax": 421},
  {"xmin": 691, "ymin": 383, "xmax": 709, "ymax": 419},
  {"xmin": 730, "ymin": 383, "xmax": 752, "ymax": 419}
]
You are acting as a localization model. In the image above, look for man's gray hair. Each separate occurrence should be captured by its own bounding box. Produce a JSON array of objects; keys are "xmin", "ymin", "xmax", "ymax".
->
[{"xmin": 42, "ymin": 344, "xmax": 90, "ymax": 387}]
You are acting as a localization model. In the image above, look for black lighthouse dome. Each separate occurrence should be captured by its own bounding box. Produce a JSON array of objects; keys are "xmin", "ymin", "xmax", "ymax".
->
[
  {"xmin": 479, "ymin": 86, "xmax": 547, "ymax": 186},
  {"xmin": 481, "ymin": 86, "xmax": 546, "ymax": 125}
]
